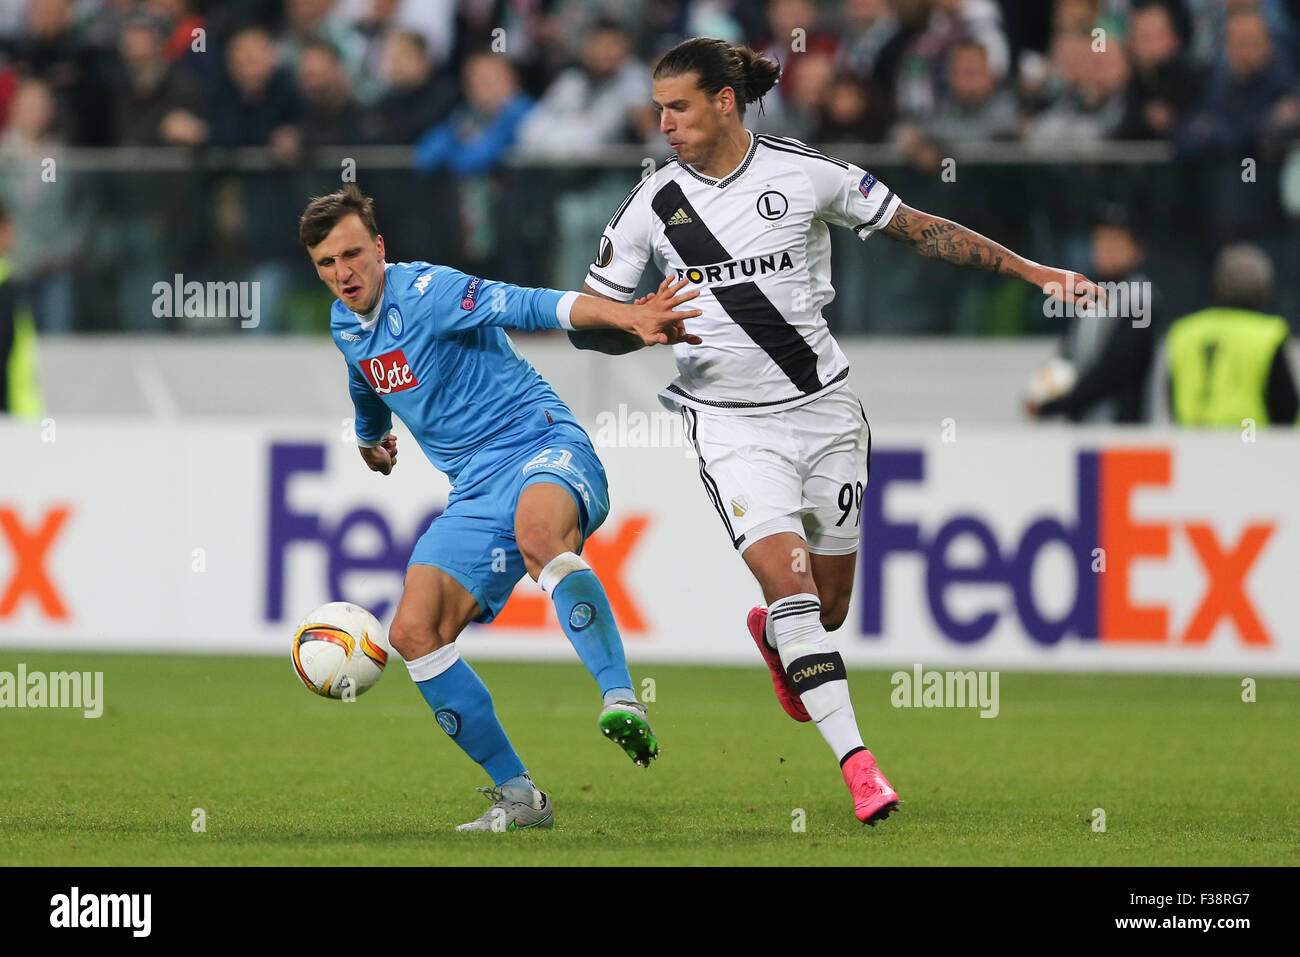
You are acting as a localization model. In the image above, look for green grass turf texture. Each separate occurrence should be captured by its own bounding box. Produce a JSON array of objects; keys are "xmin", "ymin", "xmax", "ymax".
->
[{"xmin": 1, "ymin": 652, "xmax": 1296, "ymax": 866}]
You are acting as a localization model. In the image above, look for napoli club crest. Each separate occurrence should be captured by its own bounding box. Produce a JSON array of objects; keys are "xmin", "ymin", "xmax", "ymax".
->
[
  {"xmin": 568, "ymin": 602, "xmax": 595, "ymax": 630},
  {"xmin": 386, "ymin": 306, "xmax": 403, "ymax": 338},
  {"xmin": 435, "ymin": 709, "xmax": 461, "ymax": 736}
]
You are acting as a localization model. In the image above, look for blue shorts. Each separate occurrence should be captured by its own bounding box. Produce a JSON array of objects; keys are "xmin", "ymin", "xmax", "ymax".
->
[{"xmin": 408, "ymin": 425, "xmax": 611, "ymax": 624}]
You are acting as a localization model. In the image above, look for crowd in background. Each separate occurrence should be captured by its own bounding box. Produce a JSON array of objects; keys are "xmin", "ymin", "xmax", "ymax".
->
[
  {"xmin": 0, "ymin": 0, "xmax": 1297, "ymax": 383},
  {"xmin": 0, "ymin": 0, "xmax": 1297, "ymax": 158}
]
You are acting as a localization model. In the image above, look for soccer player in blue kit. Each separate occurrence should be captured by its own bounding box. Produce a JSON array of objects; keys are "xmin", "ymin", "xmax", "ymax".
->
[{"xmin": 299, "ymin": 186, "xmax": 701, "ymax": 832}]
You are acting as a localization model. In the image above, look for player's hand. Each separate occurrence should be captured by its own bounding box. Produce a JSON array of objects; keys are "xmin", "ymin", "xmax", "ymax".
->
[
  {"xmin": 625, "ymin": 275, "xmax": 703, "ymax": 346},
  {"xmin": 1038, "ymin": 267, "xmax": 1107, "ymax": 315},
  {"xmin": 360, "ymin": 434, "xmax": 398, "ymax": 474}
]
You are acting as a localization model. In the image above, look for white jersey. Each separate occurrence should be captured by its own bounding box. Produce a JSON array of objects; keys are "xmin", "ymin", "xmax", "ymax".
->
[{"xmin": 587, "ymin": 130, "xmax": 902, "ymax": 414}]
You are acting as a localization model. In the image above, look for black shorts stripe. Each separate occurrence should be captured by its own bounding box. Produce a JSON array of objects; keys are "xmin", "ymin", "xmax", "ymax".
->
[
  {"xmin": 862, "ymin": 405, "xmax": 873, "ymax": 480},
  {"xmin": 586, "ymin": 270, "xmax": 635, "ymax": 296},
  {"xmin": 756, "ymin": 137, "xmax": 849, "ymax": 169},
  {"xmin": 685, "ymin": 408, "xmax": 739, "ymax": 547}
]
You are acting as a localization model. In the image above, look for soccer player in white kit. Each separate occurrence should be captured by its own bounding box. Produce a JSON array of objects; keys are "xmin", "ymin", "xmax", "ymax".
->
[{"xmin": 575, "ymin": 37, "xmax": 1103, "ymax": 825}]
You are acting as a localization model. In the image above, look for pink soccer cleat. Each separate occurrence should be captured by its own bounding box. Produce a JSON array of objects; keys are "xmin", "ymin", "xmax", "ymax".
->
[
  {"xmin": 746, "ymin": 606, "xmax": 811, "ymax": 723},
  {"xmin": 842, "ymin": 749, "xmax": 900, "ymax": 825}
]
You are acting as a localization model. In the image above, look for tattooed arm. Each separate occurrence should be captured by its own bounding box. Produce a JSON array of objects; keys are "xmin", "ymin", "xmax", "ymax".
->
[{"xmin": 880, "ymin": 204, "xmax": 1103, "ymax": 308}]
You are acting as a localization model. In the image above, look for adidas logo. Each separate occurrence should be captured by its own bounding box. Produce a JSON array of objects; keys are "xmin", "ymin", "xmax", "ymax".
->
[{"xmin": 666, "ymin": 208, "xmax": 693, "ymax": 226}]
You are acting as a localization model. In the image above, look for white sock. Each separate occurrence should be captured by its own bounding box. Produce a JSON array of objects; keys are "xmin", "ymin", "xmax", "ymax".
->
[{"xmin": 768, "ymin": 593, "xmax": 865, "ymax": 761}]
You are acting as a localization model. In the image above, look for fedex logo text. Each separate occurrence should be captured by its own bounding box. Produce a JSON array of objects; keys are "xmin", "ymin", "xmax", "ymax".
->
[
  {"xmin": 264, "ymin": 443, "xmax": 648, "ymax": 631},
  {"xmin": 265, "ymin": 444, "xmax": 440, "ymax": 623},
  {"xmin": 363, "ymin": 350, "xmax": 418, "ymax": 395},
  {"xmin": 860, "ymin": 448, "xmax": 1274, "ymax": 647},
  {"xmin": 0, "ymin": 505, "xmax": 71, "ymax": 620}
]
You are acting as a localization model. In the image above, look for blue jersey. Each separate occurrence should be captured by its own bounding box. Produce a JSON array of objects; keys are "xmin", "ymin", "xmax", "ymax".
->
[{"xmin": 331, "ymin": 261, "xmax": 582, "ymax": 486}]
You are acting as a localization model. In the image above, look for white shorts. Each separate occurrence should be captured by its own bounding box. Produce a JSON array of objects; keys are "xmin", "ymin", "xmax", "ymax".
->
[{"xmin": 681, "ymin": 385, "xmax": 871, "ymax": 556}]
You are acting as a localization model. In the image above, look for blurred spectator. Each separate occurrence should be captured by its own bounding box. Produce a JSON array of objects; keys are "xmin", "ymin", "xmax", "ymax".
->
[
  {"xmin": 895, "ymin": 0, "xmax": 1010, "ymax": 118},
  {"xmin": 838, "ymin": 0, "xmax": 906, "ymax": 92},
  {"xmin": 0, "ymin": 201, "xmax": 43, "ymax": 416},
  {"xmin": 0, "ymin": 78, "xmax": 83, "ymax": 333},
  {"xmin": 111, "ymin": 14, "xmax": 208, "ymax": 146},
  {"xmin": 1154, "ymin": 243, "xmax": 1298, "ymax": 425},
  {"xmin": 3, "ymin": 0, "xmax": 113, "ymax": 144},
  {"xmin": 815, "ymin": 70, "xmax": 891, "ymax": 141},
  {"xmin": 897, "ymin": 39, "xmax": 1017, "ymax": 167},
  {"xmin": 450, "ymin": 0, "xmax": 554, "ymax": 99},
  {"xmin": 1031, "ymin": 208, "xmax": 1158, "ymax": 423},
  {"xmin": 1187, "ymin": 0, "xmax": 1295, "ymax": 73},
  {"xmin": 0, "ymin": 61, "xmax": 17, "ymax": 130},
  {"xmin": 282, "ymin": 0, "xmax": 366, "ymax": 80},
  {"xmin": 781, "ymin": 49, "xmax": 838, "ymax": 140},
  {"xmin": 414, "ymin": 52, "xmax": 532, "ymax": 175},
  {"xmin": 207, "ymin": 25, "xmax": 301, "ymax": 153},
  {"xmin": 147, "ymin": 0, "xmax": 206, "ymax": 62},
  {"xmin": 756, "ymin": 0, "xmax": 840, "ymax": 123},
  {"xmin": 360, "ymin": 29, "xmax": 457, "ymax": 145},
  {"xmin": 1054, "ymin": 0, "xmax": 1102, "ymax": 34},
  {"xmin": 1174, "ymin": 9, "xmax": 1298, "ymax": 157},
  {"xmin": 206, "ymin": 26, "xmax": 304, "ymax": 333},
  {"xmin": 341, "ymin": 0, "xmax": 454, "ymax": 72},
  {"xmin": 415, "ymin": 53, "xmax": 532, "ymax": 270},
  {"xmin": 1016, "ymin": 0, "xmax": 1130, "ymax": 115},
  {"xmin": 294, "ymin": 39, "xmax": 363, "ymax": 148},
  {"xmin": 350, "ymin": 0, "xmax": 404, "ymax": 105},
  {"xmin": 517, "ymin": 21, "xmax": 650, "ymax": 154},
  {"xmin": 1027, "ymin": 35, "xmax": 1130, "ymax": 142},
  {"xmin": 1117, "ymin": 1, "xmax": 1203, "ymax": 139},
  {"xmin": 672, "ymin": 0, "xmax": 750, "ymax": 46},
  {"xmin": 142, "ymin": 0, "xmax": 223, "ymax": 103}
]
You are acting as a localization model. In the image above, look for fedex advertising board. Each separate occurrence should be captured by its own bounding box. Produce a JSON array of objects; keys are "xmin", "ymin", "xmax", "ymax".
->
[{"xmin": 1, "ymin": 420, "xmax": 1295, "ymax": 673}]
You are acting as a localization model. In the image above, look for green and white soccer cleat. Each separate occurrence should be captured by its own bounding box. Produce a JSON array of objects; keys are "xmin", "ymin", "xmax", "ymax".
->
[
  {"xmin": 599, "ymin": 699, "xmax": 660, "ymax": 767},
  {"xmin": 454, "ymin": 786, "xmax": 554, "ymax": 832}
]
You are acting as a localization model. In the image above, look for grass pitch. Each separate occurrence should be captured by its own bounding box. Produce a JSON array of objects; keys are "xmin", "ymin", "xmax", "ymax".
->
[{"xmin": 1, "ymin": 652, "xmax": 1296, "ymax": 866}]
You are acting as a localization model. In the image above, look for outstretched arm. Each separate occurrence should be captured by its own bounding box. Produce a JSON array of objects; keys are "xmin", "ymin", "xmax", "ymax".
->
[
  {"xmin": 880, "ymin": 204, "xmax": 1104, "ymax": 310},
  {"xmin": 568, "ymin": 278, "xmax": 701, "ymax": 353}
]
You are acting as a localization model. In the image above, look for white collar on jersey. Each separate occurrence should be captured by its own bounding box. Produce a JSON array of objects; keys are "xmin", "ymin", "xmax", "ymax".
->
[
  {"xmin": 352, "ymin": 262, "xmax": 393, "ymax": 330},
  {"xmin": 676, "ymin": 130, "xmax": 758, "ymax": 188}
]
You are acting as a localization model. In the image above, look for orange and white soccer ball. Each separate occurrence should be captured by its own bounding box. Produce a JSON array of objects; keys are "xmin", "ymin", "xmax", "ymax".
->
[{"xmin": 291, "ymin": 602, "xmax": 390, "ymax": 699}]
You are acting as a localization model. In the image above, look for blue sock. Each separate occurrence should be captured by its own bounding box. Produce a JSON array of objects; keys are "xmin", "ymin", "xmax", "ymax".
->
[
  {"xmin": 541, "ymin": 553, "xmax": 633, "ymax": 696},
  {"xmin": 410, "ymin": 650, "xmax": 525, "ymax": 786}
]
